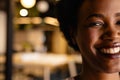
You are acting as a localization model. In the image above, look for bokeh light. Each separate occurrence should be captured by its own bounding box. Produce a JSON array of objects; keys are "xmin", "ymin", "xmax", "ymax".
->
[
  {"xmin": 20, "ymin": 0, "xmax": 36, "ymax": 8},
  {"xmin": 20, "ymin": 9, "xmax": 28, "ymax": 17},
  {"xmin": 36, "ymin": 1, "xmax": 49, "ymax": 13}
]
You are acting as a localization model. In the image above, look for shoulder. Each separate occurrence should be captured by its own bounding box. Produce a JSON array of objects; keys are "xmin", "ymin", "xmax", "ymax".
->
[
  {"xmin": 65, "ymin": 77, "xmax": 75, "ymax": 80},
  {"xmin": 65, "ymin": 75, "xmax": 81, "ymax": 80}
]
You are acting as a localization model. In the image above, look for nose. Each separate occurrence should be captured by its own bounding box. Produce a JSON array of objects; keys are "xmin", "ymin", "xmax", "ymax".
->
[{"xmin": 102, "ymin": 25, "xmax": 120, "ymax": 41}]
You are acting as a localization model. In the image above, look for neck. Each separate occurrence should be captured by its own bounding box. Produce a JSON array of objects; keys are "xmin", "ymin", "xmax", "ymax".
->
[
  {"xmin": 81, "ymin": 71, "xmax": 120, "ymax": 80},
  {"xmin": 80, "ymin": 64, "xmax": 120, "ymax": 80}
]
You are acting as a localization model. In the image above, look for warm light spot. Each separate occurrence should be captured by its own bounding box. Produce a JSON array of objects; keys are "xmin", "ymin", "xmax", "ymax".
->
[
  {"xmin": 20, "ymin": 9, "xmax": 28, "ymax": 17},
  {"xmin": 20, "ymin": 0, "xmax": 36, "ymax": 8},
  {"xmin": 37, "ymin": 1, "xmax": 49, "ymax": 13},
  {"xmin": 44, "ymin": 17, "xmax": 59, "ymax": 26}
]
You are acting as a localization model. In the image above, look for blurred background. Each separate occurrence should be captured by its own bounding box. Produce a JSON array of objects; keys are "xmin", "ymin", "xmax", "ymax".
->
[{"xmin": 0, "ymin": 0, "xmax": 82, "ymax": 80}]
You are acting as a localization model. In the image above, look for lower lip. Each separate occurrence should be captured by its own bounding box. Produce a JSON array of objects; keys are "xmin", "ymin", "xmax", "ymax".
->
[{"xmin": 98, "ymin": 51, "xmax": 120, "ymax": 59}]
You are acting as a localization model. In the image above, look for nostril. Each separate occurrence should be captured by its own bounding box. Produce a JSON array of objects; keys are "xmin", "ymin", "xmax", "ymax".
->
[
  {"xmin": 102, "ymin": 36, "xmax": 115, "ymax": 41},
  {"xmin": 102, "ymin": 28, "xmax": 120, "ymax": 40},
  {"xmin": 118, "ymin": 31, "xmax": 120, "ymax": 35},
  {"xmin": 101, "ymin": 33, "xmax": 120, "ymax": 41}
]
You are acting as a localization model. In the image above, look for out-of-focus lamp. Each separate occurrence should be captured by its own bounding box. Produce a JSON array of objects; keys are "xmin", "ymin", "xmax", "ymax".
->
[
  {"xmin": 56, "ymin": 0, "xmax": 60, "ymax": 1},
  {"xmin": 44, "ymin": 17, "xmax": 59, "ymax": 26},
  {"xmin": 20, "ymin": 9, "xmax": 28, "ymax": 17},
  {"xmin": 20, "ymin": 0, "xmax": 36, "ymax": 8},
  {"xmin": 0, "ymin": 11, "xmax": 6, "ymax": 54},
  {"xmin": 36, "ymin": 0, "xmax": 49, "ymax": 13}
]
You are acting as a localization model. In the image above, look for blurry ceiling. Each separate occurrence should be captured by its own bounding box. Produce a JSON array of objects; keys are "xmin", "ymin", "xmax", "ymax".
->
[
  {"xmin": 0, "ymin": 0, "xmax": 5, "ymax": 11},
  {"xmin": 0, "ymin": 0, "xmax": 60, "ymax": 28},
  {"xmin": 14, "ymin": 0, "xmax": 60, "ymax": 29},
  {"xmin": 14, "ymin": 0, "xmax": 58, "ymax": 17}
]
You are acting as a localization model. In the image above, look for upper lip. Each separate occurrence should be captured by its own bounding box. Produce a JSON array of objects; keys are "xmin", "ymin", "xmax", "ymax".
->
[{"xmin": 96, "ymin": 42, "xmax": 120, "ymax": 49}]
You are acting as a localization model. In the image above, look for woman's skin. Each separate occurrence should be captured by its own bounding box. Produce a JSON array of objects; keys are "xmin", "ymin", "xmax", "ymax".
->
[{"xmin": 75, "ymin": 0, "xmax": 120, "ymax": 80}]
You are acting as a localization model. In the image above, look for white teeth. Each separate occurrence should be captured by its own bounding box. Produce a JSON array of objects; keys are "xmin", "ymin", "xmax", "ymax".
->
[
  {"xmin": 107, "ymin": 48, "xmax": 114, "ymax": 54},
  {"xmin": 101, "ymin": 47, "xmax": 120, "ymax": 54}
]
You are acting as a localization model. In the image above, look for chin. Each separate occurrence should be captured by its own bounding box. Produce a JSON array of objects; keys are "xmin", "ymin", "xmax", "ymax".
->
[{"xmin": 102, "ymin": 68, "xmax": 120, "ymax": 73}]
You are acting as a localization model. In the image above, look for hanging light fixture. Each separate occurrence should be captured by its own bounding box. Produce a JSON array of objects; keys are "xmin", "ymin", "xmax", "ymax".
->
[
  {"xmin": 20, "ymin": 0, "xmax": 36, "ymax": 8},
  {"xmin": 36, "ymin": 0, "xmax": 49, "ymax": 13},
  {"xmin": 20, "ymin": 9, "xmax": 28, "ymax": 17}
]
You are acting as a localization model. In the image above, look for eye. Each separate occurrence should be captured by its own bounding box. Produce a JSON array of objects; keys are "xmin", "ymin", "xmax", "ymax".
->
[
  {"xmin": 87, "ymin": 21, "xmax": 104, "ymax": 28},
  {"xmin": 116, "ymin": 21, "xmax": 120, "ymax": 25}
]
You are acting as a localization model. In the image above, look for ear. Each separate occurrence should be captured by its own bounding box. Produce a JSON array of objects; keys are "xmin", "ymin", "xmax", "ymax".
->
[
  {"xmin": 71, "ymin": 35, "xmax": 80, "ymax": 51},
  {"xmin": 68, "ymin": 26, "xmax": 79, "ymax": 51},
  {"xmin": 71, "ymin": 37, "xmax": 76, "ymax": 45}
]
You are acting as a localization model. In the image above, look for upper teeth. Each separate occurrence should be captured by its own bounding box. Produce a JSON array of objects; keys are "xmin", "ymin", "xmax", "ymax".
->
[{"xmin": 101, "ymin": 47, "xmax": 120, "ymax": 54}]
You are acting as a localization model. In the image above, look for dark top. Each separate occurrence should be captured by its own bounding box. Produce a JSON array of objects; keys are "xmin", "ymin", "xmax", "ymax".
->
[{"xmin": 65, "ymin": 75, "xmax": 81, "ymax": 80}]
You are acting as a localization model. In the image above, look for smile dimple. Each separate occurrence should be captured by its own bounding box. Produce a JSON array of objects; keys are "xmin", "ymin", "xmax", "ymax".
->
[{"xmin": 101, "ymin": 47, "xmax": 120, "ymax": 54}]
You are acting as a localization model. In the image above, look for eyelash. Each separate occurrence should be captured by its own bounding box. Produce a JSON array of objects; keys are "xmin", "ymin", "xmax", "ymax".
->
[
  {"xmin": 116, "ymin": 21, "xmax": 120, "ymax": 25},
  {"xmin": 87, "ymin": 21, "xmax": 104, "ymax": 28},
  {"xmin": 86, "ymin": 20, "xmax": 120, "ymax": 28}
]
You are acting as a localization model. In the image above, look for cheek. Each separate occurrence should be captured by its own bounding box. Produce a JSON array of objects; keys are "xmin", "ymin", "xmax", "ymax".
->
[
  {"xmin": 78, "ymin": 29, "xmax": 99, "ymax": 47},
  {"xmin": 87, "ymin": 29, "xmax": 102, "ymax": 48},
  {"xmin": 76, "ymin": 28, "xmax": 101, "ymax": 56}
]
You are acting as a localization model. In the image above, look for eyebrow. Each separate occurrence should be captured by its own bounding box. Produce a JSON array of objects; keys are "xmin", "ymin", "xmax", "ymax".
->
[
  {"xmin": 87, "ymin": 13, "xmax": 120, "ymax": 19},
  {"xmin": 115, "ymin": 13, "xmax": 120, "ymax": 17},
  {"xmin": 86, "ymin": 13, "xmax": 104, "ymax": 20}
]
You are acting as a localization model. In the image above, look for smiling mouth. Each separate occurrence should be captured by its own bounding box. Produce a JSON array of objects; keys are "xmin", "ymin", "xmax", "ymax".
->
[
  {"xmin": 97, "ymin": 43, "xmax": 120, "ymax": 58},
  {"xmin": 99, "ymin": 47, "xmax": 120, "ymax": 58},
  {"xmin": 101, "ymin": 47, "xmax": 120, "ymax": 54}
]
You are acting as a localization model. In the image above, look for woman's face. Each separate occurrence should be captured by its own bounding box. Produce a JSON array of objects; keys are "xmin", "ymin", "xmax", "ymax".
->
[{"xmin": 76, "ymin": 0, "xmax": 120, "ymax": 73}]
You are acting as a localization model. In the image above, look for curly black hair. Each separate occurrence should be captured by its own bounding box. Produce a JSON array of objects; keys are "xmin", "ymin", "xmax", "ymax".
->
[{"xmin": 56, "ymin": 0, "xmax": 84, "ymax": 51}]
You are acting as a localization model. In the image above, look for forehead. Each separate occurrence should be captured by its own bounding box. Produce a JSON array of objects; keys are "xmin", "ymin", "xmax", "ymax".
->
[
  {"xmin": 82, "ymin": 0, "xmax": 120, "ymax": 10},
  {"xmin": 79, "ymin": 0, "xmax": 120, "ymax": 17}
]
